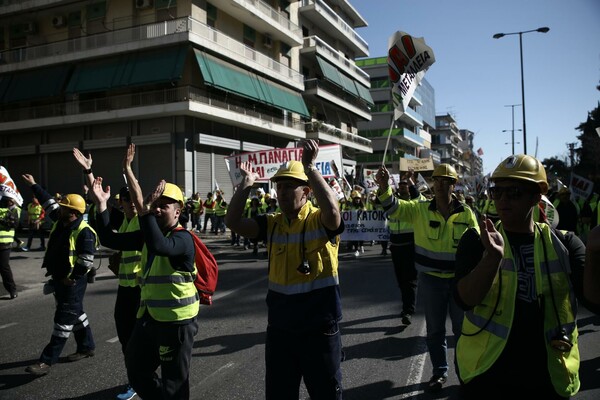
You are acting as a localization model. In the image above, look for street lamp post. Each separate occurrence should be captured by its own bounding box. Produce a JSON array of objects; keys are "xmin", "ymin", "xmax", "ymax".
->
[
  {"xmin": 502, "ymin": 104, "xmax": 521, "ymax": 155},
  {"xmin": 493, "ymin": 27, "xmax": 550, "ymax": 155}
]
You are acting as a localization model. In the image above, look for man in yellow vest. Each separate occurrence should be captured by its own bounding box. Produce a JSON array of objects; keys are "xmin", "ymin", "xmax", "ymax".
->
[
  {"xmin": 202, "ymin": 192, "xmax": 217, "ymax": 234},
  {"xmin": 375, "ymin": 163, "xmax": 479, "ymax": 392},
  {"xmin": 453, "ymin": 154, "xmax": 596, "ymax": 399},
  {"xmin": 22, "ymin": 175, "xmax": 98, "ymax": 377},
  {"xmin": 23, "ymin": 196, "xmax": 45, "ymax": 251},
  {"xmin": 0, "ymin": 197, "xmax": 21, "ymax": 299},
  {"xmin": 90, "ymin": 144, "xmax": 198, "ymax": 400},
  {"xmin": 225, "ymin": 139, "xmax": 345, "ymax": 399}
]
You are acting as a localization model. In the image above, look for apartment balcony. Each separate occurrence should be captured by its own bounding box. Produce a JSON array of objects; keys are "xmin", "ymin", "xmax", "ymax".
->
[
  {"xmin": 306, "ymin": 120, "xmax": 372, "ymax": 153},
  {"xmin": 398, "ymin": 107, "xmax": 423, "ymax": 128},
  {"xmin": 0, "ymin": 0, "xmax": 68, "ymax": 16},
  {"xmin": 0, "ymin": 85, "xmax": 306, "ymax": 140},
  {"xmin": 299, "ymin": 0, "xmax": 368, "ymax": 57},
  {"xmin": 304, "ymin": 78, "xmax": 371, "ymax": 120},
  {"xmin": 301, "ymin": 35, "xmax": 369, "ymax": 88},
  {"xmin": 217, "ymin": 0, "xmax": 303, "ymax": 45},
  {"xmin": 0, "ymin": 16, "xmax": 305, "ymax": 91}
]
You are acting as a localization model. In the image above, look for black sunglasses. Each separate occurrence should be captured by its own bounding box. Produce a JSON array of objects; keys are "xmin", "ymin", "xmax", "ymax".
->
[{"xmin": 489, "ymin": 186, "xmax": 532, "ymax": 200}]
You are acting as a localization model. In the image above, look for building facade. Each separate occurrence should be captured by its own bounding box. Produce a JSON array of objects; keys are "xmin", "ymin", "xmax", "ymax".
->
[{"xmin": 0, "ymin": 0, "xmax": 373, "ymax": 201}]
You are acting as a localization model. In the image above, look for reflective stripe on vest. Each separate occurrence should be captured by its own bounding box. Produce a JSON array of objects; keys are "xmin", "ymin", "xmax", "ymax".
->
[
  {"xmin": 49, "ymin": 220, "xmax": 98, "ymax": 275},
  {"xmin": 0, "ymin": 207, "xmax": 19, "ymax": 243},
  {"xmin": 456, "ymin": 223, "xmax": 580, "ymax": 397}
]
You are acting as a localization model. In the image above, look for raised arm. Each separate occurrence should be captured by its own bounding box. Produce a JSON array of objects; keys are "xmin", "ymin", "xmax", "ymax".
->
[
  {"xmin": 302, "ymin": 139, "xmax": 340, "ymax": 231},
  {"xmin": 225, "ymin": 161, "xmax": 260, "ymax": 238},
  {"xmin": 73, "ymin": 148, "xmax": 95, "ymax": 189}
]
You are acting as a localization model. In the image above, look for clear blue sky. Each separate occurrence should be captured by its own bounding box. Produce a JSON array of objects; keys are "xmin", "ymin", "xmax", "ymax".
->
[{"xmin": 351, "ymin": 0, "xmax": 600, "ymax": 174}]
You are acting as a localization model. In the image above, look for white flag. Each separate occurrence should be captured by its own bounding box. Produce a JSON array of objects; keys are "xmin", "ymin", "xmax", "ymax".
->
[
  {"xmin": 416, "ymin": 173, "xmax": 430, "ymax": 193},
  {"xmin": 388, "ymin": 31, "xmax": 435, "ymax": 120}
]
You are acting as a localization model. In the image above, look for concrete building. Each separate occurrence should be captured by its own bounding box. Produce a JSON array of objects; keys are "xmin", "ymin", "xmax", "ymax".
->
[
  {"xmin": 0, "ymin": 0, "xmax": 372, "ymax": 201},
  {"xmin": 355, "ymin": 56, "xmax": 437, "ymax": 175}
]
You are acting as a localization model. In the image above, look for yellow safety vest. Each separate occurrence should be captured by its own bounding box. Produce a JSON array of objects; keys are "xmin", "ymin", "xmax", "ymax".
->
[
  {"xmin": 266, "ymin": 202, "xmax": 340, "ymax": 295},
  {"xmin": 27, "ymin": 203, "xmax": 43, "ymax": 220},
  {"xmin": 49, "ymin": 220, "xmax": 98, "ymax": 276},
  {"xmin": 456, "ymin": 223, "xmax": 580, "ymax": 397},
  {"xmin": 117, "ymin": 215, "xmax": 142, "ymax": 287},
  {"xmin": 0, "ymin": 207, "xmax": 20, "ymax": 244},
  {"xmin": 137, "ymin": 229, "xmax": 199, "ymax": 322},
  {"xmin": 379, "ymin": 187, "xmax": 478, "ymax": 277}
]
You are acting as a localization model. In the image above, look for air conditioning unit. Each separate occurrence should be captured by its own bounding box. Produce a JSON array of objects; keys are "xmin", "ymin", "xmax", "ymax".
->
[
  {"xmin": 263, "ymin": 34, "xmax": 273, "ymax": 49},
  {"xmin": 136, "ymin": 0, "xmax": 152, "ymax": 9},
  {"xmin": 23, "ymin": 21, "xmax": 37, "ymax": 34},
  {"xmin": 52, "ymin": 16, "xmax": 66, "ymax": 28}
]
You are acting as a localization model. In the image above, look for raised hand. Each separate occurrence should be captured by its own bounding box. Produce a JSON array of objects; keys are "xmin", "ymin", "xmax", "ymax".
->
[
  {"xmin": 479, "ymin": 218, "xmax": 504, "ymax": 259},
  {"xmin": 22, "ymin": 174, "xmax": 36, "ymax": 186},
  {"xmin": 239, "ymin": 161, "xmax": 259, "ymax": 184},
  {"xmin": 91, "ymin": 177, "xmax": 111, "ymax": 212},
  {"xmin": 73, "ymin": 148, "xmax": 92, "ymax": 170},
  {"xmin": 375, "ymin": 166, "xmax": 390, "ymax": 190},
  {"xmin": 123, "ymin": 143, "xmax": 135, "ymax": 170},
  {"xmin": 301, "ymin": 139, "xmax": 319, "ymax": 165}
]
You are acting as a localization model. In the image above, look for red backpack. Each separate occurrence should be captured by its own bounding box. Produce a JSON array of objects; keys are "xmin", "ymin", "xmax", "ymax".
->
[{"xmin": 174, "ymin": 227, "xmax": 218, "ymax": 305}]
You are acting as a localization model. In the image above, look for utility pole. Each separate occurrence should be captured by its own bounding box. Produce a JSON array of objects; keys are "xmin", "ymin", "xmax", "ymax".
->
[
  {"xmin": 567, "ymin": 142, "xmax": 577, "ymax": 171},
  {"xmin": 503, "ymin": 104, "xmax": 522, "ymax": 155}
]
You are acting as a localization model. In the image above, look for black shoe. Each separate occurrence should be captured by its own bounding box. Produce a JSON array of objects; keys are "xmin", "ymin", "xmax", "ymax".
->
[
  {"xmin": 400, "ymin": 311, "xmax": 412, "ymax": 325},
  {"xmin": 9, "ymin": 292, "xmax": 17, "ymax": 299},
  {"xmin": 426, "ymin": 375, "xmax": 447, "ymax": 393},
  {"xmin": 66, "ymin": 350, "xmax": 95, "ymax": 362}
]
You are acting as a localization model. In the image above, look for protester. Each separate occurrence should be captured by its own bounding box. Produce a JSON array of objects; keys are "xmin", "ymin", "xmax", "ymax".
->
[
  {"xmin": 225, "ymin": 139, "xmax": 345, "ymax": 399},
  {"xmin": 387, "ymin": 173, "xmax": 423, "ymax": 325},
  {"xmin": 202, "ymin": 192, "xmax": 217, "ymax": 233},
  {"xmin": 23, "ymin": 196, "xmax": 45, "ymax": 251},
  {"xmin": 22, "ymin": 174, "xmax": 97, "ymax": 376},
  {"xmin": 0, "ymin": 197, "xmax": 21, "ymax": 299},
  {"xmin": 73, "ymin": 145, "xmax": 141, "ymax": 400},
  {"xmin": 453, "ymin": 154, "xmax": 599, "ymax": 399},
  {"xmin": 89, "ymin": 144, "xmax": 198, "ymax": 399},
  {"xmin": 375, "ymin": 163, "xmax": 478, "ymax": 392}
]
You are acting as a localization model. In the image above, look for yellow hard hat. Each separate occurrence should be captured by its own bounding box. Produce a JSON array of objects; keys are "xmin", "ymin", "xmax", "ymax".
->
[
  {"xmin": 162, "ymin": 183, "xmax": 184, "ymax": 206},
  {"xmin": 491, "ymin": 154, "xmax": 548, "ymax": 194},
  {"xmin": 351, "ymin": 190, "xmax": 361, "ymax": 199},
  {"xmin": 59, "ymin": 194, "xmax": 86, "ymax": 214},
  {"xmin": 432, "ymin": 164, "xmax": 458, "ymax": 181},
  {"xmin": 270, "ymin": 160, "xmax": 309, "ymax": 184}
]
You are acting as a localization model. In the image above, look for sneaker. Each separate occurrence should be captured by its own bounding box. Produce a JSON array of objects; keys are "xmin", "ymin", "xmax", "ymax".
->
[
  {"xmin": 426, "ymin": 375, "xmax": 447, "ymax": 393},
  {"xmin": 400, "ymin": 311, "xmax": 412, "ymax": 325},
  {"xmin": 354, "ymin": 250, "xmax": 360, "ymax": 257},
  {"xmin": 9, "ymin": 292, "xmax": 17, "ymax": 299},
  {"xmin": 360, "ymin": 246, "xmax": 365, "ymax": 253},
  {"xmin": 66, "ymin": 350, "xmax": 95, "ymax": 362},
  {"xmin": 20, "ymin": 246, "xmax": 29, "ymax": 252},
  {"xmin": 116, "ymin": 385, "xmax": 137, "ymax": 400},
  {"xmin": 25, "ymin": 362, "xmax": 50, "ymax": 376}
]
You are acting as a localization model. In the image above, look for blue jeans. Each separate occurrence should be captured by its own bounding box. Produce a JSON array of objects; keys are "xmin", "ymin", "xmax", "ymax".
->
[{"xmin": 419, "ymin": 272, "xmax": 463, "ymax": 378}]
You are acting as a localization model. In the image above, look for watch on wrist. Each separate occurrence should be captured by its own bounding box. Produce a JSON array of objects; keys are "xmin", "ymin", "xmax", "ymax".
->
[
  {"xmin": 83, "ymin": 168, "xmax": 92, "ymax": 175},
  {"xmin": 304, "ymin": 164, "xmax": 317, "ymax": 174}
]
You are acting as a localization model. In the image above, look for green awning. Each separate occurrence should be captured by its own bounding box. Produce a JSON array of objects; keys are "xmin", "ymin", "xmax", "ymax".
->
[
  {"xmin": 3, "ymin": 64, "xmax": 71, "ymax": 103},
  {"xmin": 66, "ymin": 45, "xmax": 186, "ymax": 94},
  {"xmin": 195, "ymin": 49, "xmax": 309, "ymax": 118},
  {"xmin": 355, "ymin": 82, "xmax": 374, "ymax": 106},
  {"xmin": 339, "ymin": 72, "xmax": 359, "ymax": 96},
  {"xmin": 316, "ymin": 56, "xmax": 343, "ymax": 88}
]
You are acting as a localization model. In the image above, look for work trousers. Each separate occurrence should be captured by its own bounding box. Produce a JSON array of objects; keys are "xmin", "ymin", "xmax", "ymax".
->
[
  {"xmin": 26, "ymin": 224, "xmax": 45, "ymax": 249},
  {"xmin": 0, "ymin": 247, "xmax": 16, "ymax": 295},
  {"xmin": 125, "ymin": 316, "xmax": 198, "ymax": 400},
  {"xmin": 40, "ymin": 277, "xmax": 95, "ymax": 365},
  {"xmin": 419, "ymin": 272, "xmax": 463, "ymax": 378},
  {"xmin": 265, "ymin": 322, "xmax": 343, "ymax": 400},
  {"xmin": 390, "ymin": 241, "xmax": 418, "ymax": 314},
  {"xmin": 202, "ymin": 213, "xmax": 215, "ymax": 233},
  {"xmin": 114, "ymin": 285, "xmax": 141, "ymax": 354}
]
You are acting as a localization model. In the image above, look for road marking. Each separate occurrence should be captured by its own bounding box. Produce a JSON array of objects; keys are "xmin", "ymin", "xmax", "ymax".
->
[
  {"xmin": 107, "ymin": 336, "xmax": 120, "ymax": 343},
  {"xmin": 0, "ymin": 322, "xmax": 17, "ymax": 330},
  {"xmin": 399, "ymin": 322, "xmax": 427, "ymax": 398}
]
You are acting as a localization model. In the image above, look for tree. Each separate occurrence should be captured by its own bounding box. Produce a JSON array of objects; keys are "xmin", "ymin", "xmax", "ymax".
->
[
  {"xmin": 575, "ymin": 82, "xmax": 600, "ymax": 189},
  {"xmin": 541, "ymin": 157, "xmax": 570, "ymax": 189}
]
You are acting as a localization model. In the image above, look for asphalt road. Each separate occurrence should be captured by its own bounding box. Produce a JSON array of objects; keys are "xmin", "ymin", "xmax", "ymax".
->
[{"xmin": 0, "ymin": 234, "xmax": 599, "ymax": 400}]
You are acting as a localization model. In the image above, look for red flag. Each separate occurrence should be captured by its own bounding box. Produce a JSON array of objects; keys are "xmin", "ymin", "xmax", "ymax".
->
[{"xmin": 477, "ymin": 148, "xmax": 484, "ymax": 156}]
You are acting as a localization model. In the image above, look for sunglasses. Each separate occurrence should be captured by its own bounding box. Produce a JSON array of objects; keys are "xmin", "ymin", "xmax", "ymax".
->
[
  {"xmin": 489, "ymin": 186, "xmax": 532, "ymax": 200},
  {"xmin": 433, "ymin": 177, "xmax": 455, "ymax": 185}
]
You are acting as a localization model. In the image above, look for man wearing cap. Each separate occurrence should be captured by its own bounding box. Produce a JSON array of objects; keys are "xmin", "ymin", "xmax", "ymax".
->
[
  {"xmin": 226, "ymin": 139, "xmax": 345, "ymax": 399},
  {"xmin": 453, "ymin": 154, "xmax": 597, "ymax": 399},
  {"xmin": 21, "ymin": 174, "xmax": 98, "ymax": 376},
  {"xmin": 89, "ymin": 144, "xmax": 198, "ymax": 400},
  {"xmin": 375, "ymin": 163, "xmax": 478, "ymax": 392}
]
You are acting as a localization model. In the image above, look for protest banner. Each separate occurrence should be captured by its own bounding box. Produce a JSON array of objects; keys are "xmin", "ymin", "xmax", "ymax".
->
[
  {"xmin": 399, "ymin": 157, "xmax": 434, "ymax": 172},
  {"xmin": 569, "ymin": 172, "xmax": 593, "ymax": 202},
  {"xmin": 224, "ymin": 144, "xmax": 343, "ymax": 186},
  {"xmin": 340, "ymin": 210, "xmax": 389, "ymax": 241}
]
